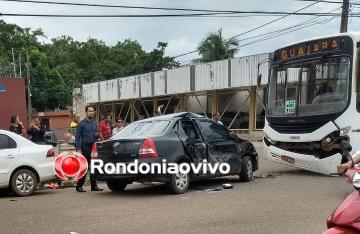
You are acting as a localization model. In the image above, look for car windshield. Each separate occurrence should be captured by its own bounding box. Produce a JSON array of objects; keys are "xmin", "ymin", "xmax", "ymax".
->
[
  {"xmin": 112, "ymin": 120, "xmax": 170, "ymax": 139},
  {"xmin": 267, "ymin": 56, "xmax": 350, "ymax": 117}
]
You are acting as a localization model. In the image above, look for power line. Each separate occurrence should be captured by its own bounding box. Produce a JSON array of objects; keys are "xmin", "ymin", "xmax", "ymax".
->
[
  {"xmin": 0, "ymin": 12, "xmax": 346, "ymax": 18},
  {"xmin": 172, "ymin": 0, "xmax": 322, "ymax": 59},
  {"xmin": 0, "ymin": 0, "xmax": 283, "ymax": 14},
  {"xmin": 1, "ymin": 0, "xmax": 355, "ymax": 13},
  {"xmin": 234, "ymin": 7, "xmax": 341, "ymax": 43},
  {"xmin": 180, "ymin": 16, "xmax": 339, "ymax": 65},
  {"xmin": 238, "ymin": 16, "xmax": 339, "ymax": 48},
  {"xmin": 227, "ymin": 1, "xmax": 322, "ymax": 41},
  {"xmin": 297, "ymin": 0, "xmax": 360, "ymax": 5},
  {"xmin": 178, "ymin": 7, "xmax": 341, "ymax": 65}
]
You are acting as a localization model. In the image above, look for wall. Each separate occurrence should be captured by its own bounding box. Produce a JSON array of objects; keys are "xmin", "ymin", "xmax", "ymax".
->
[
  {"xmin": 81, "ymin": 53, "xmax": 271, "ymax": 105},
  {"xmin": 37, "ymin": 110, "xmax": 72, "ymax": 129},
  {"xmin": 0, "ymin": 78, "xmax": 28, "ymax": 130}
]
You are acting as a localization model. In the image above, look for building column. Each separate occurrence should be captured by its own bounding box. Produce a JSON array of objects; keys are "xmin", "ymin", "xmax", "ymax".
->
[
  {"xmin": 248, "ymin": 86, "xmax": 257, "ymax": 132},
  {"xmin": 211, "ymin": 90, "xmax": 219, "ymax": 116},
  {"xmin": 153, "ymin": 97, "xmax": 157, "ymax": 116},
  {"xmin": 130, "ymin": 100, "xmax": 135, "ymax": 122},
  {"xmin": 111, "ymin": 102, "xmax": 115, "ymax": 121},
  {"xmin": 96, "ymin": 103, "xmax": 100, "ymax": 122},
  {"xmin": 180, "ymin": 94, "xmax": 186, "ymax": 112}
]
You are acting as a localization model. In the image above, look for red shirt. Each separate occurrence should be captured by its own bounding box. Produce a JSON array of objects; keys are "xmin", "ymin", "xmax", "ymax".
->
[{"xmin": 99, "ymin": 120, "xmax": 112, "ymax": 140}]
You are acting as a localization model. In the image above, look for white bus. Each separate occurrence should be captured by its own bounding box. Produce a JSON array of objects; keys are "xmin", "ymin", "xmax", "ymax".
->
[{"xmin": 262, "ymin": 32, "xmax": 360, "ymax": 175}]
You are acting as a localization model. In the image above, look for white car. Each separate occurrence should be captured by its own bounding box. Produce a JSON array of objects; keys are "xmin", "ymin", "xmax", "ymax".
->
[{"xmin": 0, "ymin": 130, "xmax": 57, "ymax": 196}]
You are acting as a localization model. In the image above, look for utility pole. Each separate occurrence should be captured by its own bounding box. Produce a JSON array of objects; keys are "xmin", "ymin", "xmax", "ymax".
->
[
  {"xmin": 19, "ymin": 53, "xmax": 22, "ymax": 78},
  {"xmin": 11, "ymin": 48, "xmax": 16, "ymax": 77},
  {"xmin": 340, "ymin": 0, "xmax": 350, "ymax": 33},
  {"xmin": 26, "ymin": 53, "xmax": 32, "ymax": 123}
]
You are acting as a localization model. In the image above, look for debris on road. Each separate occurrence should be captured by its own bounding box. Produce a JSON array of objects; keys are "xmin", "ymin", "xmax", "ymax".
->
[
  {"xmin": 222, "ymin": 183, "xmax": 234, "ymax": 189},
  {"xmin": 46, "ymin": 183, "xmax": 60, "ymax": 190},
  {"xmin": 254, "ymin": 172, "xmax": 280, "ymax": 179},
  {"xmin": 199, "ymin": 187, "xmax": 223, "ymax": 193}
]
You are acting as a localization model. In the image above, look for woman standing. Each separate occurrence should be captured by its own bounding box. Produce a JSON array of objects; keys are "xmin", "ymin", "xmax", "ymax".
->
[{"xmin": 9, "ymin": 115, "xmax": 26, "ymax": 136}]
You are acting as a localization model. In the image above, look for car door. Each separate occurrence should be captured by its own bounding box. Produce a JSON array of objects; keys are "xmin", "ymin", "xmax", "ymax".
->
[
  {"xmin": 0, "ymin": 134, "xmax": 19, "ymax": 185},
  {"xmin": 195, "ymin": 119, "xmax": 241, "ymax": 173},
  {"xmin": 175, "ymin": 119, "xmax": 208, "ymax": 165}
]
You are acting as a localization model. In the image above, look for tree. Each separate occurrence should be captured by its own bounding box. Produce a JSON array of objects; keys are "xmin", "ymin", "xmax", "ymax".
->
[
  {"xmin": 142, "ymin": 42, "xmax": 179, "ymax": 73},
  {"xmin": 0, "ymin": 20, "xmax": 180, "ymax": 111},
  {"xmin": 197, "ymin": 29, "xmax": 239, "ymax": 63}
]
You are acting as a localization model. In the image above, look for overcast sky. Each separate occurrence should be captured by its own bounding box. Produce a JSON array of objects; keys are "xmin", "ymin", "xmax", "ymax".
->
[{"xmin": 0, "ymin": 0, "xmax": 359, "ymax": 64}]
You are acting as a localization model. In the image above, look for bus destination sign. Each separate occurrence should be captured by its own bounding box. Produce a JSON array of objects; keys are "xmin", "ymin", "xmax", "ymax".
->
[{"xmin": 277, "ymin": 37, "xmax": 343, "ymax": 62}]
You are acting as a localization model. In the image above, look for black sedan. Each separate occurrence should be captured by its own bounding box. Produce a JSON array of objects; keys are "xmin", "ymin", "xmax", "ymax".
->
[{"xmin": 95, "ymin": 112, "xmax": 258, "ymax": 194}]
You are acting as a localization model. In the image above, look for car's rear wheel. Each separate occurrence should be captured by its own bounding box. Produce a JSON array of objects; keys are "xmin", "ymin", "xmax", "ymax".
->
[
  {"xmin": 168, "ymin": 165, "xmax": 190, "ymax": 194},
  {"xmin": 239, "ymin": 156, "xmax": 253, "ymax": 182},
  {"xmin": 10, "ymin": 169, "xmax": 38, "ymax": 197},
  {"xmin": 106, "ymin": 181, "xmax": 127, "ymax": 192}
]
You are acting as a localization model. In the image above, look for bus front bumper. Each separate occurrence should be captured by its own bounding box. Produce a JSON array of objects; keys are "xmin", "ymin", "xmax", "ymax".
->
[{"xmin": 265, "ymin": 144, "xmax": 342, "ymax": 175}]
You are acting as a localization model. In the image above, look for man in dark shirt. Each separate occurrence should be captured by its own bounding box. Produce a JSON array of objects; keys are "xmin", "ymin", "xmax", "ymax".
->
[
  {"xmin": 75, "ymin": 105, "xmax": 103, "ymax": 192},
  {"xmin": 27, "ymin": 117, "xmax": 45, "ymax": 143}
]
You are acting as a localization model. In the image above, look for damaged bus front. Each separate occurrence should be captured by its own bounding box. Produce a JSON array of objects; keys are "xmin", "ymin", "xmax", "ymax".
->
[{"xmin": 262, "ymin": 33, "xmax": 360, "ymax": 175}]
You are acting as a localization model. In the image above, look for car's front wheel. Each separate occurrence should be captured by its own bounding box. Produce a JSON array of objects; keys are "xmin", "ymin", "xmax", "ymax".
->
[
  {"xmin": 168, "ymin": 165, "xmax": 190, "ymax": 194},
  {"xmin": 10, "ymin": 169, "xmax": 38, "ymax": 197},
  {"xmin": 239, "ymin": 156, "xmax": 253, "ymax": 182},
  {"xmin": 106, "ymin": 181, "xmax": 127, "ymax": 192}
]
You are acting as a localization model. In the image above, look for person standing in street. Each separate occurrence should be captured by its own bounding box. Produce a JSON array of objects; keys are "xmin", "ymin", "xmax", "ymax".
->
[
  {"xmin": 212, "ymin": 112, "xmax": 224, "ymax": 125},
  {"xmin": 9, "ymin": 115, "xmax": 26, "ymax": 136},
  {"xmin": 112, "ymin": 118, "xmax": 124, "ymax": 136},
  {"xmin": 99, "ymin": 115, "xmax": 112, "ymax": 140},
  {"xmin": 105, "ymin": 110, "xmax": 114, "ymax": 130},
  {"xmin": 75, "ymin": 105, "xmax": 103, "ymax": 192},
  {"xmin": 155, "ymin": 104, "xmax": 164, "ymax": 116},
  {"xmin": 70, "ymin": 114, "xmax": 80, "ymax": 128},
  {"xmin": 27, "ymin": 117, "xmax": 46, "ymax": 143}
]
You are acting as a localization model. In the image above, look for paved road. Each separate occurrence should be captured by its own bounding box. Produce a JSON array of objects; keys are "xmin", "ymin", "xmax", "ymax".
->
[{"xmin": 0, "ymin": 159, "xmax": 353, "ymax": 234}]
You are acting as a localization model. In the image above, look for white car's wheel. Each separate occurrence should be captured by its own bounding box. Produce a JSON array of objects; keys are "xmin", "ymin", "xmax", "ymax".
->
[{"xmin": 11, "ymin": 169, "xmax": 38, "ymax": 197}]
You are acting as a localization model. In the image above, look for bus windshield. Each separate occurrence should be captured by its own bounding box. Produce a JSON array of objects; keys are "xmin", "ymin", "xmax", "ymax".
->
[{"xmin": 267, "ymin": 56, "xmax": 350, "ymax": 117}]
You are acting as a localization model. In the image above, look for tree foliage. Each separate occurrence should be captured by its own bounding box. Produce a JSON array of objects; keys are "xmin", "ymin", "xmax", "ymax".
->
[
  {"xmin": 0, "ymin": 20, "xmax": 179, "ymax": 111},
  {"xmin": 197, "ymin": 28, "xmax": 239, "ymax": 63}
]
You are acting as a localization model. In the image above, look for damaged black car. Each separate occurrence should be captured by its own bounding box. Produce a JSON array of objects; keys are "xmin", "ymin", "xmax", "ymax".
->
[{"xmin": 95, "ymin": 112, "xmax": 259, "ymax": 194}]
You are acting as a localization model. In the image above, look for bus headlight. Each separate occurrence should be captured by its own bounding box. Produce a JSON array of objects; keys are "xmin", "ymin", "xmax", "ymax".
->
[
  {"xmin": 353, "ymin": 173, "xmax": 360, "ymax": 189},
  {"xmin": 339, "ymin": 126, "xmax": 351, "ymax": 137}
]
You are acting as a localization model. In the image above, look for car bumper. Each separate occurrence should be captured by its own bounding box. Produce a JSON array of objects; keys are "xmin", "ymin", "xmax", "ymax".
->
[
  {"xmin": 37, "ymin": 160, "xmax": 57, "ymax": 183},
  {"xmin": 265, "ymin": 143, "xmax": 341, "ymax": 175},
  {"xmin": 96, "ymin": 173, "xmax": 170, "ymax": 183}
]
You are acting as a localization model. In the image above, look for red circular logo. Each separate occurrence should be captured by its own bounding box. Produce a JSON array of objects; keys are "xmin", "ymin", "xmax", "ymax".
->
[{"xmin": 54, "ymin": 152, "xmax": 88, "ymax": 181}]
